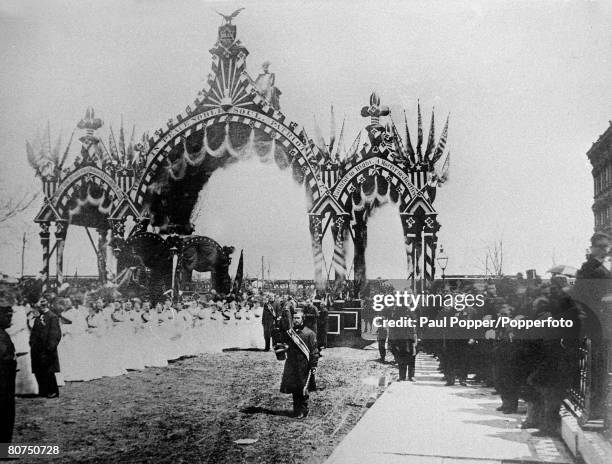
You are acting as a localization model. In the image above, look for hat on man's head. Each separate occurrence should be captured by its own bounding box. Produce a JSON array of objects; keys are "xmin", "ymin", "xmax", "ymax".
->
[
  {"xmin": 591, "ymin": 231, "xmax": 612, "ymax": 245},
  {"xmin": 0, "ymin": 292, "xmax": 15, "ymax": 308}
]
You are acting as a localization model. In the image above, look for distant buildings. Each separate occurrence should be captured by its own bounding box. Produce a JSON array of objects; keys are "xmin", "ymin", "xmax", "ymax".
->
[{"xmin": 587, "ymin": 122, "xmax": 612, "ymax": 234}]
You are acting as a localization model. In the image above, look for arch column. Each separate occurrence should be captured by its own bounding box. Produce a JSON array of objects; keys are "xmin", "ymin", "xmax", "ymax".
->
[
  {"xmin": 401, "ymin": 209, "xmax": 440, "ymax": 292},
  {"xmin": 97, "ymin": 227, "xmax": 109, "ymax": 283},
  {"xmin": 54, "ymin": 220, "xmax": 68, "ymax": 284},
  {"xmin": 39, "ymin": 221, "xmax": 51, "ymax": 283},
  {"xmin": 352, "ymin": 211, "xmax": 368, "ymax": 297},
  {"xmin": 331, "ymin": 214, "xmax": 349, "ymax": 287},
  {"xmin": 309, "ymin": 213, "xmax": 325, "ymax": 290},
  {"xmin": 109, "ymin": 218, "xmax": 126, "ymax": 275}
]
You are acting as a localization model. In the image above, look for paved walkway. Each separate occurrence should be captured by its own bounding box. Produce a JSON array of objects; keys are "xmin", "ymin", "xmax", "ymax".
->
[{"xmin": 325, "ymin": 353, "xmax": 575, "ymax": 464}]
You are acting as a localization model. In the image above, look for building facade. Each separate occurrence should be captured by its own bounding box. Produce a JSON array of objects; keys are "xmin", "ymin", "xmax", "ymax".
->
[{"xmin": 588, "ymin": 122, "xmax": 612, "ymax": 233}]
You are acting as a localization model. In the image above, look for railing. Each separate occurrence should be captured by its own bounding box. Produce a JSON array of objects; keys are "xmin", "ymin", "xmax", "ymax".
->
[
  {"xmin": 566, "ymin": 336, "xmax": 607, "ymax": 429},
  {"xmin": 568, "ymin": 338, "xmax": 592, "ymax": 419}
]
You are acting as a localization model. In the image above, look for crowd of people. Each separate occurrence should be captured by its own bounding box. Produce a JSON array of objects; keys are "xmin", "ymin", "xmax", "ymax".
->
[
  {"xmin": 4, "ymin": 289, "xmax": 332, "ymax": 396},
  {"xmin": 373, "ymin": 231, "xmax": 612, "ymax": 435},
  {"xmin": 0, "ymin": 285, "xmax": 331, "ymax": 441},
  {"xmin": 2, "ymin": 231, "xmax": 610, "ymax": 442}
]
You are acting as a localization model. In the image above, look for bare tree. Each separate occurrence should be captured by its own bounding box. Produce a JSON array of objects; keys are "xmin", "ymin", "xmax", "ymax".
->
[
  {"xmin": 0, "ymin": 190, "xmax": 39, "ymax": 225},
  {"xmin": 476, "ymin": 239, "xmax": 504, "ymax": 277}
]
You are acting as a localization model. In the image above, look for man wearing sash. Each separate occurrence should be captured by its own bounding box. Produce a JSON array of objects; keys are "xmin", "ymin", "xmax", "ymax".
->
[{"xmin": 280, "ymin": 311, "xmax": 319, "ymax": 418}]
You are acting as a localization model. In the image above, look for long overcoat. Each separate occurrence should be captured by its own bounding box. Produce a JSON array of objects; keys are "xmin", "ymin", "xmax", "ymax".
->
[
  {"xmin": 280, "ymin": 326, "xmax": 319, "ymax": 394},
  {"xmin": 29, "ymin": 310, "xmax": 62, "ymax": 373}
]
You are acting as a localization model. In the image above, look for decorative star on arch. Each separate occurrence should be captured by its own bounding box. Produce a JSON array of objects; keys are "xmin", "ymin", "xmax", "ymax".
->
[{"xmin": 368, "ymin": 166, "xmax": 381, "ymax": 177}]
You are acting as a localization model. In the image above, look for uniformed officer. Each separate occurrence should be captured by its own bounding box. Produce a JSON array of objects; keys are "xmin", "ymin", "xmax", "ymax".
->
[
  {"xmin": 279, "ymin": 311, "xmax": 319, "ymax": 418},
  {"xmin": 0, "ymin": 294, "xmax": 17, "ymax": 442}
]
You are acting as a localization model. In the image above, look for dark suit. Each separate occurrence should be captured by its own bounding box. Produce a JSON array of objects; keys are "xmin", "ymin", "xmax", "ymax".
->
[
  {"xmin": 262, "ymin": 303, "xmax": 276, "ymax": 351},
  {"xmin": 0, "ymin": 328, "xmax": 16, "ymax": 442},
  {"xmin": 577, "ymin": 256, "xmax": 612, "ymax": 279},
  {"xmin": 302, "ymin": 303, "xmax": 318, "ymax": 334},
  {"xmin": 389, "ymin": 322, "xmax": 417, "ymax": 381},
  {"xmin": 29, "ymin": 310, "xmax": 62, "ymax": 397}
]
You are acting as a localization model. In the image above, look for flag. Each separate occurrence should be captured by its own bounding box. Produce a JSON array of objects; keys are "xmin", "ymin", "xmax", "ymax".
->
[
  {"xmin": 416, "ymin": 102, "xmax": 423, "ymax": 160},
  {"xmin": 119, "ymin": 116, "xmax": 126, "ymax": 163},
  {"xmin": 232, "ymin": 249, "xmax": 244, "ymax": 294},
  {"xmin": 431, "ymin": 115, "xmax": 449, "ymax": 165},
  {"xmin": 424, "ymin": 110, "xmax": 435, "ymax": 160}
]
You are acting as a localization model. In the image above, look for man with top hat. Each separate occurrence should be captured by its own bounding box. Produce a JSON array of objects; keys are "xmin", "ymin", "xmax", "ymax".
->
[
  {"xmin": 279, "ymin": 311, "xmax": 319, "ymax": 418},
  {"xmin": 0, "ymin": 292, "xmax": 17, "ymax": 442},
  {"xmin": 29, "ymin": 296, "xmax": 62, "ymax": 398}
]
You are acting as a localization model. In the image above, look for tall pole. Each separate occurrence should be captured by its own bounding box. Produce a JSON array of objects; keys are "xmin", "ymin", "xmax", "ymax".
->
[
  {"xmin": 261, "ymin": 256, "xmax": 264, "ymax": 290},
  {"xmin": 21, "ymin": 232, "xmax": 26, "ymax": 278}
]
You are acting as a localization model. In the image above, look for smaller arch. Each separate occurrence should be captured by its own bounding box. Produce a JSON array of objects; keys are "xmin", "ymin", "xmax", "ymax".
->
[
  {"xmin": 333, "ymin": 158, "xmax": 420, "ymax": 213},
  {"xmin": 50, "ymin": 166, "xmax": 126, "ymax": 225}
]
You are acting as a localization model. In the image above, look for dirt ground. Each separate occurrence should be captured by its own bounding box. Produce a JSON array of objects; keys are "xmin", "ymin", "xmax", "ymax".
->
[{"xmin": 13, "ymin": 346, "xmax": 396, "ymax": 464}]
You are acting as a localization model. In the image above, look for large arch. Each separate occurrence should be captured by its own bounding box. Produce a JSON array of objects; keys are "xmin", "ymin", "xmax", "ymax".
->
[
  {"xmin": 125, "ymin": 20, "xmax": 324, "ymax": 236},
  {"xmin": 28, "ymin": 17, "xmax": 449, "ymax": 298}
]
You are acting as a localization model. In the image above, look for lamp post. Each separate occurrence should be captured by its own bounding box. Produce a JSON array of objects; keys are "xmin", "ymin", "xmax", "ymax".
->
[{"xmin": 437, "ymin": 246, "xmax": 449, "ymax": 282}]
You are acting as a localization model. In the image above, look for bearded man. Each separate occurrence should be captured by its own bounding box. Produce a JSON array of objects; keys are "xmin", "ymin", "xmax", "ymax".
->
[{"xmin": 279, "ymin": 311, "xmax": 319, "ymax": 418}]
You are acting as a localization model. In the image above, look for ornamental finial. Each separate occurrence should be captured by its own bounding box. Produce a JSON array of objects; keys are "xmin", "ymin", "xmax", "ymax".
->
[
  {"xmin": 361, "ymin": 91, "xmax": 390, "ymax": 125},
  {"xmin": 77, "ymin": 107, "xmax": 103, "ymax": 145}
]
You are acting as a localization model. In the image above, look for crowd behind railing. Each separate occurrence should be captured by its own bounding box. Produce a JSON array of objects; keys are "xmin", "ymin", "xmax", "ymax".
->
[{"xmin": 370, "ymin": 230, "xmax": 612, "ymax": 436}]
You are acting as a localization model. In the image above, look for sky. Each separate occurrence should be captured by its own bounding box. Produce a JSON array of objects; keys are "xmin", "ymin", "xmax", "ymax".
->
[{"xmin": 0, "ymin": 0, "xmax": 610, "ymax": 280}]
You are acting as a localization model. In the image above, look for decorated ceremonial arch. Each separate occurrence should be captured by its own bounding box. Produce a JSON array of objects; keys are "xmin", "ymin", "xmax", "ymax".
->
[{"xmin": 28, "ymin": 13, "xmax": 450, "ymax": 298}]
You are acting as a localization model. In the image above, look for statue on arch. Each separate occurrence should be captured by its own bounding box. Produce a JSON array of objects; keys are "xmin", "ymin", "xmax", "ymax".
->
[{"xmin": 255, "ymin": 61, "xmax": 282, "ymax": 110}]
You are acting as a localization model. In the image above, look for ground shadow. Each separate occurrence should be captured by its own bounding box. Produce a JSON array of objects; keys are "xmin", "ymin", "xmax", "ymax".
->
[
  {"xmin": 222, "ymin": 347, "xmax": 266, "ymax": 352},
  {"xmin": 464, "ymin": 418, "xmax": 521, "ymax": 429},
  {"xmin": 240, "ymin": 406, "xmax": 295, "ymax": 417}
]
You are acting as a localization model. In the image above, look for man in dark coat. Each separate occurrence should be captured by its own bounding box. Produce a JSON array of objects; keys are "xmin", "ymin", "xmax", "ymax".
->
[
  {"xmin": 388, "ymin": 309, "xmax": 418, "ymax": 381},
  {"xmin": 262, "ymin": 295, "xmax": 276, "ymax": 352},
  {"xmin": 280, "ymin": 311, "xmax": 319, "ymax": 418},
  {"xmin": 577, "ymin": 232, "xmax": 612, "ymax": 279},
  {"xmin": 317, "ymin": 294, "xmax": 331, "ymax": 350},
  {"xmin": 29, "ymin": 297, "xmax": 62, "ymax": 398},
  {"xmin": 0, "ymin": 294, "xmax": 17, "ymax": 443},
  {"xmin": 302, "ymin": 299, "xmax": 318, "ymax": 334}
]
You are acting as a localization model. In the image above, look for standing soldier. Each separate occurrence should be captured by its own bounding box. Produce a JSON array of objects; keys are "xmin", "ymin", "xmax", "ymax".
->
[
  {"xmin": 262, "ymin": 295, "xmax": 276, "ymax": 351},
  {"xmin": 388, "ymin": 308, "xmax": 418, "ymax": 381},
  {"xmin": 29, "ymin": 297, "xmax": 62, "ymax": 398},
  {"xmin": 0, "ymin": 293, "xmax": 17, "ymax": 443},
  {"xmin": 317, "ymin": 294, "xmax": 331, "ymax": 351},
  {"xmin": 279, "ymin": 311, "xmax": 319, "ymax": 418}
]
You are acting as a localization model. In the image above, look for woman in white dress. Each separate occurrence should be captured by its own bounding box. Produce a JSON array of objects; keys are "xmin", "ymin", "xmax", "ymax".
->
[
  {"xmin": 202, "ymin": 301, "xmax": 225, "ymax": 353},
  {"xmin": 87, "ymin": 300, "xmax": 127, "ymax": 378},
  {"xmin": 158, "ymin": 300, "xmax": 181, "ymax": 361},
  {"xmin": 125, "ymin": 300, "xmax": 147, "ymax": 370},
  {"xmin": 111, "ymin": 301, "xmax": 145, "ymax": 371},
  {"xmin": 58, "ymin": 298, "xmax": 96, "ymax": 382},
  {"xmin": 140, "ymin": 302, "xmax": 168, "ymax": 368},
  {"xmin": 244, "ymin": 300, "xmax": 263, "ymax": 349},
  {"xmin": 175, "ymin": 301, "xmax": 196, "ymax": 357},
  {"xmin": 7, "ymin": 303, "xmax": 38, "ymax": 395}
]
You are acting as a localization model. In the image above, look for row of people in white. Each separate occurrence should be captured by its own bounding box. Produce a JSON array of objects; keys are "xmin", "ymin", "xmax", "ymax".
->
[{"xmin": 8, "ymin": 300, "xmax": 265, "ymax": 391}]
